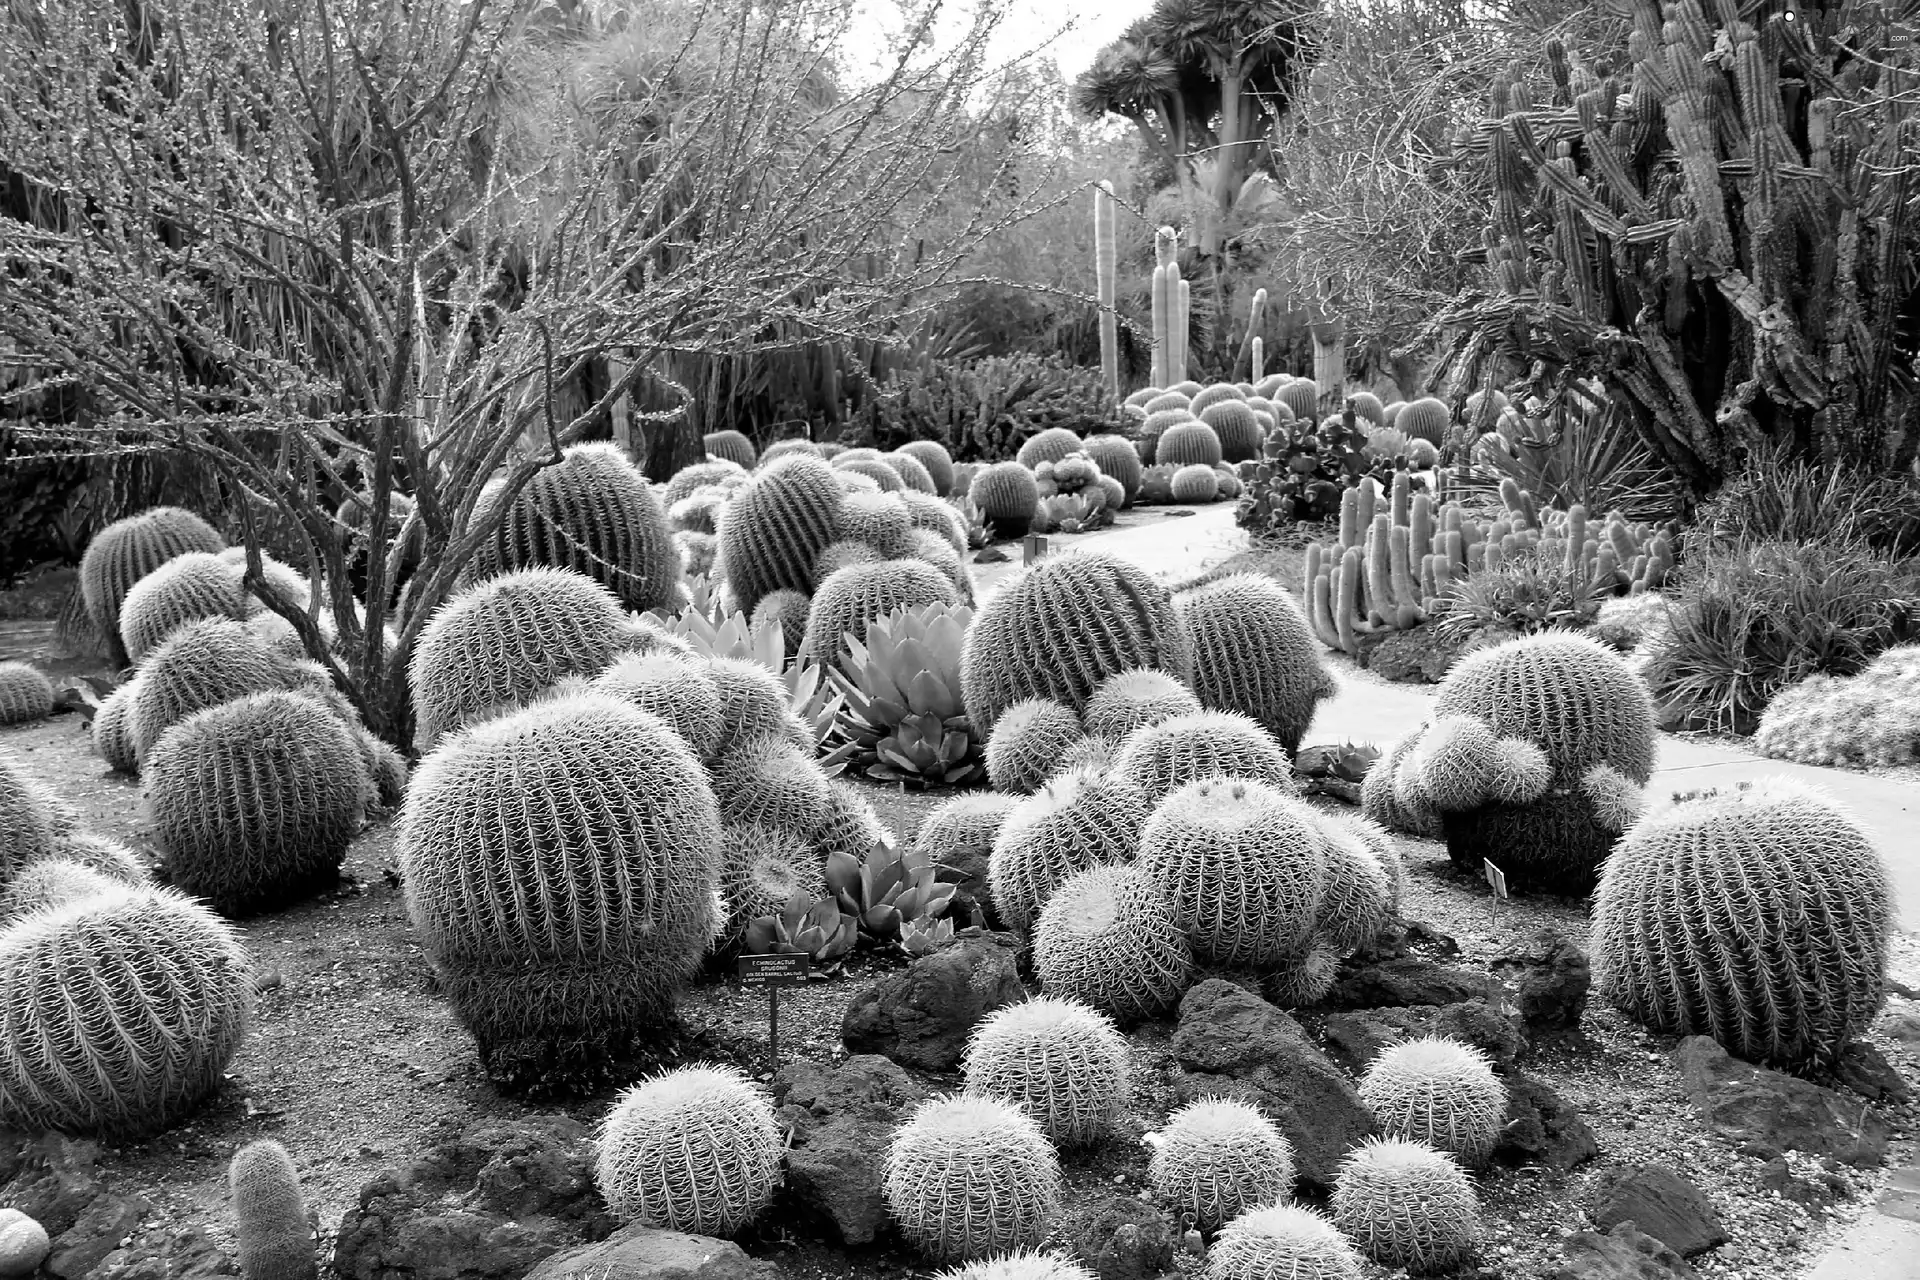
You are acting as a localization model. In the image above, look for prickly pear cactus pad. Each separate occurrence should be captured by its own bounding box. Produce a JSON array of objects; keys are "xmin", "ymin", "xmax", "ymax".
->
[
  {"xmin": 1148, "ymin": 1097, "xmax": 1296, "ymax": 1232},
  {"xmin": 1591, "ymin": 777, "xmax": 1892, "ymax": 1070},
  {"xmin": 596, "ymin": 1064, "xmax": 783, "ymax": 1236},
  {"xmin": 883, "ymin": 1093, "xmax": 1063, "ymax": 1262},
  {"xmin": 961, "ymin": 997, "xmax": 1130, "ymax": 1148},
  {"xmin": 1034, "ymin": 863, "xmax": 1192, "ymax": 1021},
  {"xmin": 1177, "ymin": 573, "xmax": 1336, "ymax": 754}
]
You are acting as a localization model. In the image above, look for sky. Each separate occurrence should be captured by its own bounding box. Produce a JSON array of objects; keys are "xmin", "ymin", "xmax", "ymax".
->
[{"xmin": 847, "ymin": 0, "xmax": 1157, "ymax": 82}]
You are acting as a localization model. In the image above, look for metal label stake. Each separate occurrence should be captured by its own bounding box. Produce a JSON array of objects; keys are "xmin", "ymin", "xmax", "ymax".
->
[
  {"xmin": 737, "ymin": 953, "xmax": 810, "ymax": 1075},
  {"xmin": 1483, "ymin": 858, "xmax": 1509, "ymax": 929}
]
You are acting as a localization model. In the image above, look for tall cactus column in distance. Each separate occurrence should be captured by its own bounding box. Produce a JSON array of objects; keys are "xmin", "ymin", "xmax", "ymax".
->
[
  {"xmin": 1150, "ymin": 227, "xmax": 1175, "ymax": 388},
  {"xmin": 1095, "ymin": 181, "xmax": 1120, "ymax": 406},
  {"xmin": 1176, "ymin": 279, "xmax": 1191, "ymax": 384}
]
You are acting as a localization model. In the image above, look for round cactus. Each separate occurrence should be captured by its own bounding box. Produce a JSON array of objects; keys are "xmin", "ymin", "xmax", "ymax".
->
[
  {"xmin": 596, "ymin": 1063, "xmax": 782, "ymax": 1236},
  {"xmin": 838, "ymin": 491, "xmax": 916, "ymax": 558},
  {"xmin": 985, "ymin": 698, "xmax": 1085, "ymax": 796},
  {"xmin": 1111, "ymin": 710, "xmax": 1296, "ymax": 804},
  {"xmin": 1331, "ymin": 1138, "xmax": 1480, "ymax": 1273},
  {"xmin": 970, "ymin": 463, "xmax": 1041, "ymax": 539},
  {"xmin": 962, "ymin": 997, "xmax": 1129, "ymax": 1148},
  {"xmin": 802, "ymin": 560, "xmax": 958, "ymax": 668},
  {"xmin": 0, "ymin": 663, "xmax": 54, "ymax": 726},
  {"xmin": 1157, "ymin": 421, "xmax": 1223, "ymax": 469},
  {"xmin": 0, "ymin": 860, "xmax": 119, "ymax": 924},
  {"xmin": 703, "ymin": 429, "xmax": 758, "ymax": 469},
  {"xmin": 1143, "ymin": 392, "xmax": 1190, "ymax": 415},
  {"xmin": 397, "ymin": 693, "xmax": 719, "ymax": 1082},
  {"xmin": 128, "ymin": 617, "xmax": 308, "ymax": 765},
  {"xmin": 885, "ymin": 450, "xmax": 939, "ymax": 495},
  {"xmin": 592, "ymin": 653, "xmax": 725, "ymax": 761},
  {"xmin": 229, "ymin": 1139, "xmax": 317, "ymax": 1280},
  {"xmin": 1396, "ymin": 398, "xmax": 1450, "ymax": 445},
  {"xmin": 92, "ymin": 683, "xmax": 141, "ymax": 774},
  {"xmin": 47, "ymin": 831, "xmax": 147, "ymax": 887},
  {"xmin": 1358, "ymin": 1038, "xmax": 1506, "ymax": 1165},
  {"xmin": 144, "ymin": 691, "xmax": 370, "ymax": 916},
  {"xmin": 1081, "ymin": 436, "xmax": 1143, "ymax": 504},
  {"xmin": 1591, "ymin": 777, "xmax": 1893, "ymax": 1069},
  {"xmin": 663, "ymin": 459, "xmax": 748, "ymax": 508},
  {"xmin": 839, "ymin": 458, "xmax": 906, "ymax": 492},
  {"xmin": 899, "ymin": 488, "xmax": 969, "ymax": 555},
  {"xmin": 1275, "ymin": 379, "xmax": 1320, "ymax": 421},
  {"xmin": 1016, "ymin": 427, "xmax": 1083, "ymax": 469},
  {"xmin": 1168, "ymin": 465, "xmax": 1219, "ymax": 503},
  {"xmin": 1345, "ymin": 391, "xmax": 1386, "ymax": 426},
  {"xmin": 116, "ymin": 552, "xmax": 249, "ymax": 665},
  {"xmin": 883, "ymin": 1093, "xmax": 1063, "ymax": 1262},
  {"xmin": 1082, "ymin": 669, "xmax": 1201, "ymax": 742},
  {"xmin": 409, "ymin": 566, "xmax": 632, "ymax": 753},
  {"xmin": 1205, "ymin": 1203, "xmax": 1362, "ymax": 1280},
  {"xmin": 1179, "ymin": 574, "xmax": 1336, "ymax": 754},
  {"xmin": 810, "ymin": 777, "xmax": 893, "ymax": 858},
  {"xmin": 80, "ymin": 507, "xmax": 227, "ymax": 666},
  {"xmin": 1360, "ymin": 734, "xmax": 1441, "ymax": 838},
  {"xmin": 1149, "ymin": 1097, "xmax": 1296, "ymax": 1233},
  {"xmin": 896, "ymin": 441, "xmax": 956, "ymax": 496},
  {"xmin": 716, "ymin": 454, "xmax": 847, "ymax": 614},
  {"xmin": 917, "ymin": 792, "xmax": 1019, "ymax": 861},
  {"xmin": 1200, "ymin": 400, "xmax": 1263, "ymax": 463},
  {"xmin": 1034, "ymin": 864, "xmax": 1190, "ymax": 1021},
  {"xmin": 814, "ymin": 539, "xmax": 881, "ymax": 582},
  {"xmin": 0, "ymin": 885, "xmax": 251, "ymax": 1137},
  {"xmin": 758, "ymin": 438, "xmax": 819, "ymax": 467},
  {"xmin": 909, "ymin": 529, "xmax": 973, "ymax": 602},
  {"xmin": 935, "ymin": 1252, "xmax": 1095, "ymax": 1280},
  {"xmin": 1311, "ymin": 815, "xmax": 1399, "ymax": 954},
  {"xmin": 704, "ymin": 658, "xmax": 814, "ymax": 761},
  {"xmin": 712, "ymin": 735, "xmax": 833, "ymax": 840},
  {"xmin": 961, "ymin": 551, "xmax": 1191, "ymax": 739},
  {"xmin": 1138, "ymin": 777, "xmax": 1325, "ymax": 967},
  {"xmin": 990, "ymin": 767, "xmax": 1148, "ymax": 937},
  {"xmin": 1188, "ymin": 384, "xmax": 1243, "ymax": 416},
  {"xmin": 717, "ymin": 825, "xmax": 824, "ymax": 951}
]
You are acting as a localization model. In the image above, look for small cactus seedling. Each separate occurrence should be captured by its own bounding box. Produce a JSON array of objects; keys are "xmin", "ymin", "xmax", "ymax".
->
[
  {"xmin": 229, "ymin": 1139, "xmax": 317, "ymax": 1280},
  {"xmin": 596, "ymin": 1064, "xmax": 783, "ymax": 1236},
  {"xmin": 1148, "ymin": 1097, "xmax": 1295, "ymax": 1233},
  {"xmin": 883, "ymin": 1093, "xmax": 1063, "ymax": 1262}
]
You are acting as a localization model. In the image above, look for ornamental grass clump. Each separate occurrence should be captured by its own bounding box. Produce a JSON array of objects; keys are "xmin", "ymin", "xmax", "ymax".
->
[{"xmin": 595, "ymin": 1064, "xmax": 783, "ymax": 1236}]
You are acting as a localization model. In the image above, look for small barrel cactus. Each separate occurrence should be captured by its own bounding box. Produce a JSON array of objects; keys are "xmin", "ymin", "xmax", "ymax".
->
[
  {"xmin": 1357, "ymin": 1037, "xmax": 1506, "ymax": 1165},
  {"xmin": 596, "ymin": 1064, "xmax": 783, "ymax": 1236},
  {"xmin": 80, "ymin": 507, "xmax": 227, "ymax": 666},
  {"xmin": 886, "ymin": 451, "xmax": 939, "ymax": 495},
  {"xmin": 810, "ymin": 778, "xmax": 892, "ymax": 858},
  {"xmin": 985, "ymin": 698, "xmax": 1085, "ymax": 796},
  {"xmin": 884, "ymin": 1093, "xmax": 1063, "ymax": 1262},
  {"xmin": 1396, "ymin": 398, "xmax": 1450, "ymax": 445},
  {"xmin": 1205, "ymin": 1203, "xmax": 1362, "ymax": 1280},
  {"xmin": 935, "ymin": 1251, "xmax": 1095, "ymax": 1280},
  {"xmin": 1201, "ymin": 400, "xmax": 1264, "ymax": 463},
  {"xmin": 837, "ymin": 491, "xmax": 917, "ymax": 558},
  {"xmin": 1015, "ymin": 427, "xmax": 1083, "ymax": 469},
  {"xmin": 1111, "ymin": 710, "xmax": 1296, "ymax": 804},
  {"xmin": 1275, "ymin": 379, "xmax": 1320, "ymax": 421},
  {"xmin": 917, "ymin": 792, "xmax": 1019, "ymax": 859},
  {"xmin": 839, "ymin": 457, "xmax": 906, "ymax": 492},
  {"xmin": 1158, "ymin": 422, "xmax": 1224, "ymax": 470},
  {"xmin": 896, "ymin": 441, "xmax": 956, "ymax": 496},
  {"xmin": 1178, "ymin": 574, "xmax": 1336, "ymax": 754},
  {"xmin": 759, "ymin": 438, "xmax": 820, "ymax": 466},
  {"xmin": 1169, "ymin": 465, "xmax": 1220, "ymax": 503},
  {"xmin": 48, "ymin": 831, "xmax": 148, "ymax": 887},
  {"xmin": 962, "ymin": 997, "xmax": 1130, "ymax": 1148},
  {"xmin": 128, "ymin": 618, "xmax": 310, "ymax": 765},
  {"xmin": 1081, "ymin": 436, "xmax": 1142, "ymax": 504},
  {"xmin": 749, "ymin": 589, "xmax": 811, "ymax": 660},
  {"xmin": 704, "ymin": 429, "xmax": 758, "ymax": 469},
  {"xmin": 1591, "ymin": 777, "xmax": 1893, "ymax": 1069},
  {"xmin": 1034, "ymin": 864, "xmax": 1192, "ymax": 1022},
  {"xmin": 717, "ymin": 824, "xmax": 824, "ymax": 953},
  {"xmin": 0, "ymin": 885, "xmax": 251, "ymax": 1137},
  {"xmin": 408, "ymin": 566, "xmax": 632, "ymax": 752},
  {"xmin": 118, "ymin": 552, "xmax": 248, "ymax": 664},
  {"xmin": 0, "ymin": 757, "xmax": 60, "ymax": 886},
  {"xmin": 899, "ymin": 489, "xmax": 969, "ymax": 555},
  {"xmin": 1137, "ymin": 777, "xmax": 1325, "ymax": 967},
  {"xmin": 663, "ymin": 459, "xmax": 748, "ymax": 508},
  {"xmin": 970, "ymin": 463, "xmax": 1041, "ymax": 539},
  {"xmin": 990, "ymin": 766, "xmax": 1148, "ymax": 938},
  {"xmin": 1148, "ymin": 1097, "xmax": 1296, "ymax": 1232},
  {"xmin": 716, "ymin": 454, "xmax": 848, "ymax": 614},
  {"xmin": 1082, "ymin": 669, "xmax": 1201, "ymax": 742},
  {"xmin": 0, "ymin": 860, "xmax": 119, "ymax": 924},
  {"xmin": 0, "ymin": 663, "xmax": 54, "ymax": 726},
  {"xmin": 1188, "ymin": 384, "xmax": 1243, "ymax": 415},
  {"xmin": 704, "ymin": 658, "xmax": 814, "ymax": 761},
  {"xmin": 1331, "ymin": 1138, "xmax": 1480, "ymax": 1273},
  {"xmin": 801, "ymin": 560, "xmax": 958, "ymax": 668},
  {"xmin": 1359, "ymin": 734, "xmax": 1441, "ymax": 838},
  {"xmin": 592, "ymin": 653, "xmax": 725, "ymax": 761},
  {"xmin": 712, "ymin": 735, "xmax": 834, "ymax": 841},
  {"xmin": 229, "ymin": 1139, "xmax": 316, "ymax": 1280}
]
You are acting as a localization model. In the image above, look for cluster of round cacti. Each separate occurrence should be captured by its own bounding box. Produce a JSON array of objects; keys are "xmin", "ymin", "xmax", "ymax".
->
[{"xmin": 988, "ymin": 764, "xmax": 1148, "ymax": 937}]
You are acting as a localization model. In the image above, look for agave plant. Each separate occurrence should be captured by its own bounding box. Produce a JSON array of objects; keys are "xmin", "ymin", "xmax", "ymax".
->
[
  {"xmin": 824, "ymin": 838, "xmax": 956, "ymax": 945},
  {"xmin": 742, "ymin": 890, "xmax": 859, "ymax": 975},
  {"xmin": 829, "ymin": 602, "xmax": 981, "ymax": 785},
  {"xmin": 1032, "ymin": 491, "xmax": 1109, "ymax": 535},
  {"xmin": 899, "ymin": 915, "xmax": 955, "ymax": 957},
  {"xmin": 950, "ymin": 494, "xmax": 991, "ymax": 550}
]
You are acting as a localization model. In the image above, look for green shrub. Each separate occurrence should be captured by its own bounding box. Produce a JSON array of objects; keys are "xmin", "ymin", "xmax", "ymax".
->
[
  {"xmin": 229, "ymin": 1140, "xmax": 316, "ymax": 1280},
  {"xmin": 1149, "ymin": 1097, "xmax": 1295, "ymax": 1232},
  {"xmin": 1697, "ymin": 443, "xmax": 1920, "ymax": 557},
  {"xmin": 1178, "ymin": 574, "xmax": 1334, "ymax": 754},
  {"xmin": 883, "ymin": 1094, "xmax": 1063, "ymax": 1262},
  {"xmin": 1357, "ymin": 1038, "xmax": 1505, "ymax": 1165},
  {"xmin": 989, "ymin": 765, "xmax": 1148, "ymax": 937},
  {"xmin": 596, "ymin": 1064, "xmax": 782, "ymax": 1235},
  {"xmin": 79, "ymin": 507, "xmax": 227, "ymax": 666},
  {"xmin": 1331, "ymin": 1138, "xmax": 1479, "ymax": 1273},
  {"xmin": 0, "ymin": 663, "xmax": 54, "ymax": 726},
  {"xmin": 1430, "ymin": 546, "xmax": 1607, "ymax": 647},
  {"xmin": 962, "ymin": 997, "xmax": 1129, "ymax": 1148}
]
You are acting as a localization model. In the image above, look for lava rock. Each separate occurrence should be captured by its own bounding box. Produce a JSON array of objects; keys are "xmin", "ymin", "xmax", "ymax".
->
[
  {"xmin": 87, "ymin": 1226, "xmax": 238, "ymax": 1280},
  {"xmin": 47, "ymin": 1191, "xmax": 149, "ymax": 1280},
  {"xmin": 1063, "ymin": 1191, "xmax": 1175, "ymax": 1280},
  {"xmin": 332, "ymin": 1116, "xmax": 615, "ymax": 1280},
  {"xmin": 1493, "ymin": 1069, "xmax": 1600, "ymax": 1171},
  {"xmin": 840, "ymin": 928, "xmax": 1026, "ymax": 1070},
  {"xmin": 1834, "ymin": 1041, "xmax": 1910, "ymax": 1104},
  {"xmin": 1172, "ymin": 979, "xmax": 1374, "ymax": 1189},
  {"xmin": 973, "ymin": 547, "xmax": 1010, "ymax": 563},
  {"xmin": 1672, "ymin": 1037, "xmax": 1890, "ymax": 1168},
  {"xmin": 1876, "ymin": 1007, "xmax": 1920, "ymax": 1049},
  {"xmin": 1491, "ymin": 930, "xmax": 1591, "ymax": 1034},
  {"xmin": 1551, "ymin": 1221, "xmax": 1699, "ymax": 1279},
  {"xmin": 1587, "ymin": 1165, "xmax": 1727, "ymax": 1257},
  {"xmin": 1357, "ymin": 625, "xmax": 1466, "ymax": 683},
  {"xmin": 1757, "ymin": 1157, "xmax": 1851, "ymax": 1208},
  {"xmin": 1322, "ymin": 957, "xmax": 1493, "ymax": 1009},
  {"xmin": 928, "ymin": 843, "xmax": 994, "ymax": 929},
  {"xmin": 1314, "ymin": 1001, "xmax": 1525, "ymax": 1074},
  {"xmin": 0, "ymin": 1135, "xmax": 106, "ymax": 1238},
  {"xmin": 524, "ymin": 1224, "xmax": 779, "ymax": 1280},
  {"xmin": 770, "ymin": 1055, "xmax": 926, "ymax": 1244}
]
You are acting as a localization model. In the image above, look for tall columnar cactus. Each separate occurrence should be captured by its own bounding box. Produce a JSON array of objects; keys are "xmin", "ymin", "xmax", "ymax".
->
[
  {"xmin": 0, "ymin": 663, "xmax": 54, "ymax": 726},
  {"xmin": 144, "ymin": 692, "xmax": 371, "ymax": 916},
  {"xmin": 1178, "ymin": 574, "xmax": 1337, "ymax": 754},
  {"xmin": 1095, "ymin": 180, "xmax": 1120, "ymax": 405},
  {"xmin": 1148, "ymin": 1097, "xmax": 1296, "ymax": 1233},
  {"xmin": 961, "ymin": 551, "xmax": 1191, "ymax": 739},
  {"xmin": 1175, "ymin": 279, "xmax": 1191, "ymax": 384},
  {"xmin": 962, "ymin": 997, "xmax": 1130, "ymax": 1148},
  {"xmin": 1331, "ymin": 1139, "xmax": 1480, "ymax": 1273},
  {"xmin": 117, "ymin": 552, "xmax": 248, "ymax": 665},
  {"xmin": 985, "ymin": 698, "xmax": 1086, "ymax": 796},
  {"xmin": 1150, "ymin": 227, "xmax": 1178, "ymax": 389},
  {"xmin": 989, "ymin": 766, "xmax": 1148, "ymax": 938},
  {"xmin": 1110, "ymin": 711, "xmax": 1296, "ymax": 804},
  {"xmin": 1205, "ymin": 1204, "xmax": 1363, "ymax": 1280},
  {"xmin": 703, "ymin": 430, "xmax": 758, "ymax": 470},
  {"xmin": 596, "ymin": 1064, "xmax": 783, "ymax": 1236},
  {"xmin": 129, "ymin": 618, "xmax": 313, "ymax": 765},
  {"xmin": 1034, "ymin": 864, "xmax": 1192, "ymax": 1022},
  {"xmin": 801, "ymin": 560, "xmax": 958, "ymax": 668},
  {"xmin": 969, "ymin": 463, "xmax": 1041, "ymax": 540},
  {"xmin": 1137, "ymin": 777, "xmax": 1325, "ymax": 967},
  {"xmin": 409, "ymin": 566, "xmax": 632, "ymax": 752},
  {"xmin": 462, "ymin": 443, "xmax": 683, "ymax": 613},
  {"xmin": 592, "ymin": 653, "xmax": 726, "ymax": 762},
  {"xmin": 1591, "ymin": 777, "xmax": 1892, "ymax": 1069},
  {"xmin": 80, "ymin": 507, "xmax": 227, "ymax": 667},
  {"xmin": 884, "ymin": 1093, "xmax": 1063, "ymax": 1262},
  {"xmin": 1358, "ymin": 1038, "xmax": 1507, "ymax": 1166},
  {"xmin": 397, "ymin": 693, "xmax": 720, "ymax": 1086},
  {"xmin": 716, "ymin": 454, "xmax": 848, "ymax": 615},
  {"xmin": 0, "ymin": 885, "xmax": 252, "ymax": 1137},
  {"xmin": 229, "ymin": 1140, "xmax": 316, "ymax": 1280}
]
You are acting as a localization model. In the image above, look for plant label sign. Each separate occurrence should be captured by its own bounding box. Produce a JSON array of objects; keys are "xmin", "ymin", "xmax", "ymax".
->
[
  {"xmin": 737, "ymin": 953, "xmax": 810, "ymax": 987},
  {"xmin": 1484, "ymin": 858, "xmax": 1509, "ymax": 928},
  {"xmin": 1023, "ymin": 533, "xmax": 1050, "ymax": 566}
]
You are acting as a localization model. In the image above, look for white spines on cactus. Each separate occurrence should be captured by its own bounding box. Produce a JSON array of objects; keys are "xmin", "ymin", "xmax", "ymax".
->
[
  {"xmin": 1147, "ymin": 1097, "xmax": 1296, "ymax": 1232},
  {"xmin": 1204, "ymin": 1203, "xmax": 1363, "ymax": 1280},
  {"xmin": 0, "ymin": 757, "xmax": 58, "ymax": 889},
  {"xmin": 1357, "ymin": 1037, "xmax": 1507, "ymax": 1165},
  {"xmin": 917, "ymin": 792, "xmax": 1020, "ymax": 864},
  {"xmin": 711, "ymin": 735, "xmax": 834, "ymax": 842},
  {"xmin": 1034, "ymin": 864, "xmax": 1191, "ymax": 1022},
  {"xmin": 1176, "ymin": 573, "xmax": 1336, "ymax": 754},
  {"xmin": 810, "ymin": 778, "xmax": 892, "ymax": 858},
  {"xmin": 228, "ymin": 1139, "xmax": 318, "ymax": 1280},
  {"xmin": 595, "ymin": 1063, "xmax": 784, "ymax": 1237},
  {"xmin": 1330, "ymin": 1138, "xmax": 1480, "ymax": 1273},
  {"xmin": 717, "ymin": 823, "xmax": 824, "ymax": 954},
  {"xmin": 46, "ymin": 831, "xmax": 147, "ymax": 886},
  {"xmin": 989, "ymin": 766, "xmax": 1148, "ymax": 938},
  {"xmin": 0, "ymin": 860, "xmax": 119, "ymax": 924},
  {"xmin": 1111, "ymin": 711, "xmax": 1296, "ymax": 804},
  {"xmin": 883, "ymin": 1093, "xmax": 1063, "ymax": 1262},
  {"xmin": 591, "ymin": 652, "xmax": 726, "ymax": 762},
  {"xmin": 985, "ymin": 698, "xmax": 1086, "ymax": 796},
  {"xmin": 961, "ymin": 997, "xmax": 1130, "ymax": 1148},
  {"xmin": 934, "ymin": 1251, "xmax": 1097, "ymax": 1280},
  {"xmin": 704, "ymin": 657, "xmax": 815, "ymax": 761},
  {"xmin": 128, "ymin": 617, "xmax": 314, "ymax": 765},
  {"xmin": 1081, "ymin": 669, "xmax": 1202, "ymax": 742},
  {"xmin": 0, "ymin": 662, "xmax": 55, "ymax": 726},
  {"xmin": 118, "ymin": 551, "xmax": 249, "ymax": 664},
  {"xmin": 1309, "ymin": 814, "xmax": 1397, "ymax": 954}
]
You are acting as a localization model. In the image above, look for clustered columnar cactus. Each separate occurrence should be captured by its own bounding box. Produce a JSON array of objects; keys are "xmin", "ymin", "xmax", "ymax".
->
[
  {"xmin": 801, "ymin": 560, "xmax": 958, "ymax": 668},
  {"xmin": 962, "ymin": 998, "xmax": 1130, "ymax": 1148},
  {"xmin": 936, "ymin": 1251, "xmax": 1096, "ymax": 1280},
  {"xmin": 703, "ymin": 429, "xmax": 758, "ymax": 469},
  {"xmin": 1205, "ymin": 1203, "xmax": 1363, "ymax": 1280},
  {"xmin": 897, "ymin": 441, "xmax": 956, "ymax": 496},
  {"xmin": 961, "ymin": 551, "xmax": 1191, "ymax": 739},
  {"xmin": 0, "ymin": 885, "xmax": 251, "ymax": 1137},
  {"xmin": 79, "ymin": 506, "xmax": 227, "ymax": 666},
  {"xmin": 1358, "ymin": 1038, "xmax": 1507, "ymax": 1166},
  {"xmin": 592, "ymin": 653, "xmax": 726, "ymax": 762},
  {"xmin": 883, "ymin": 1093, "xmax": 1063, "ymax": 1262},
  {"xmin": 398, "ymin": 693, "xmax": 719, "ymax": 1086},
  {"xmin": 408, "ymin": 566, "xmax": 632, "ymax": 753},
  {"xmin": 969, "ymin": 463, "xmax": 1041, "ymax": 540},
  {"xmin": 1082, "ymin": 669, "xmax": 1201, "ymax": 742},
  {"xmin": 462, "ymin": 443, "xmax": 683, "ymax": 613},
  {"xmin": 1034, "ymin": 864, "xmax": 1192, "ymax": 1022},
  {"xmin": 717, "ymin": 454, "xmax": 848, "ymax": 615},
  {"xmin": 985, "ymin": 698, "xmax": 1085, "ymax": 796},
  {"xmin": 144, "ymin": 692, "xmax": 370, "ymax": 916},
  {"xmin": 595, "ymin": 1064, "xmax": 783, "ymax": 1236},
  {"xmin": 1149, "ymin": 1097, "xmax": 1296, "ymax": 1233},
  {"xmin": 1179, "ymin": 574, "xmax": 1336, "ymax": 754},
  {"xmin": 229, "ymin": 1140, "xmax": 317, "ymax": 1280},
  {"xmin": 1111, "ymin": 711, "xmax": 1297, "ymax": 804},
  {"xmin": 1378, "ymin": 632, "xmax": 1655, "ymax": 893},
  {"xmin": 1331, "ymin": 1139, "xmax": 1480, "ymax": 1273},
  {"xmin": 0, "ymin": 663, "xmax": 54, "ymax": 726},
  {"xmin": 1591, "ymin": 778, "xmax": 1892, "ymax": 1070},
  {"xmin": 117, "ymin": 552, "xmax": 247, "ymax": 665},
  {"xmin": 989, "ymin": 767, "xmax": 1148, "ymax": 938}
]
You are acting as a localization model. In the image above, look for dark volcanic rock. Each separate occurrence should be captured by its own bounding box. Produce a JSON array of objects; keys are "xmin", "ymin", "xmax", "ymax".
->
[
  {"xmin": 1551, "ymin": 1222, "xmax": 1699, "ymax": 1279},
  {"xmin": 771, "ymin": 1055, "xmax": 926, "ymax": 1245},
  {"xmin": 1063, "ymin": 1190, "xmax": 1175, "ymax": 1280},
  {"xmin": 840, "ymin": 929, "xmax": 1026, "ymax": 1070},
  {"xmin": 524, "ymin": 1224, "xmax": 779, "ymax": 1280},
  {"xmin": 1491, "ymin": 930, "xmax": 1591, "ymax": 1034},
  {"xmin": 1672, "ymin": 1037, "xmax": 1890, "ymax": 1168},
  {"xmin": 1587, "ymin": 1165, "xmax": 1727, "ymax": 1258},
  {"xmin": 1834, "ymin": 1040, "xmax": 1910, "ymax": 1103},
  {"xmin": 1315, "ymin": 1001, "xmax": 1525, "ymax": 1074},
  {"xmin": 1493, "ymin": 1070, "xmax": 1599, "ymax": 1171},
  {"xmin": 1322, "ymin": 957, "xmax": 1493, "ymax": 1009}
]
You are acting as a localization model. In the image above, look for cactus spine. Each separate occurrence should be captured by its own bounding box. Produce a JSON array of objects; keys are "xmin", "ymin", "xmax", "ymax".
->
[{"xmin": 229, "ymin": 1140, "xmax": 316, "ymax": 1280}]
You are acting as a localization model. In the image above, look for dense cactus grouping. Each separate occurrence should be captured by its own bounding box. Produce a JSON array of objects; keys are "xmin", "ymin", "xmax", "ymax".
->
[{"xmin": 79, "ymin": 507, "xmax": 227, "ymax": 665}]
